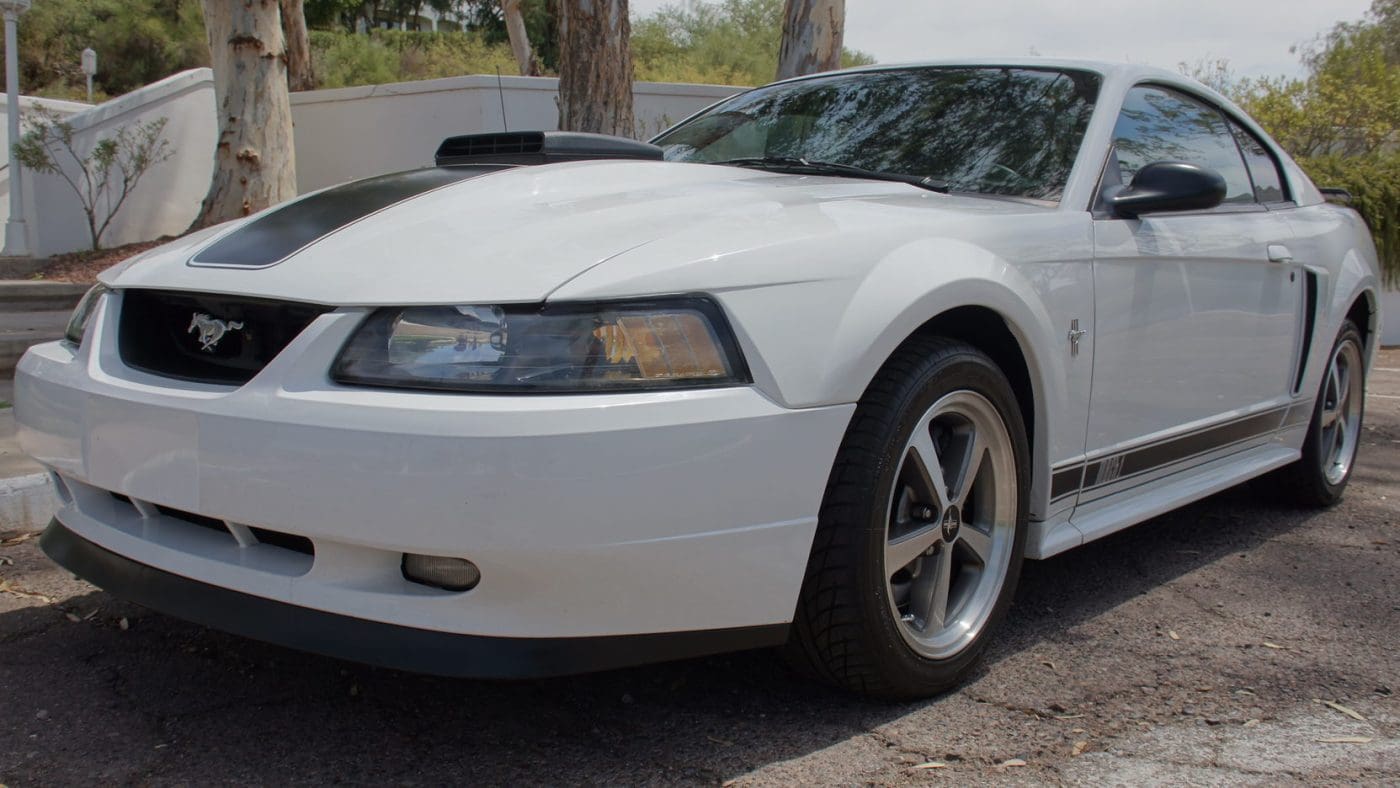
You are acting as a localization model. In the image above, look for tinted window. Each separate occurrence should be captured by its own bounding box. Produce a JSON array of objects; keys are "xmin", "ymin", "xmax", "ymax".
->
[
  {"xmin": 1229, "ymin": 122, "xmax": 1287, "ymax": 203},
  {"xmin": 653, "ymin": 67, "xmax": 1101, "ymax": 202},
  {"xmin": 1111, "ymin": 86, "xmax": 1254, "ymax": 204}
]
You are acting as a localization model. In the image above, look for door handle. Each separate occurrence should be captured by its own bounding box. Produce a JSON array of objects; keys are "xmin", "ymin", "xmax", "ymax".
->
[{"xmin": 1267, "ymin": 244, "xmax": 1294, "ymax": 263}]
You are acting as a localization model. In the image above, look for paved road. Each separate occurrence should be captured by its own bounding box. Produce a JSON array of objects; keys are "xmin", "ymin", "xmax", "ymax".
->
[{"xmin": 2, "ymin": 351, "xmax": 1397, "ymax": 785}]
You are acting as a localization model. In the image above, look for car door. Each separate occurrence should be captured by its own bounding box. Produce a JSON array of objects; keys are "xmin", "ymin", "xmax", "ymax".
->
[{"xmin": 1082, "ymin": 84, "xmax": 1303, "ymax": 498}]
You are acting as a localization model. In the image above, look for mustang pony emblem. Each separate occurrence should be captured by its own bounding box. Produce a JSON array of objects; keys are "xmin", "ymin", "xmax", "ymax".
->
[{"xmin": 187, "ymin": 313, "xmax": 244, "ymax": 352}]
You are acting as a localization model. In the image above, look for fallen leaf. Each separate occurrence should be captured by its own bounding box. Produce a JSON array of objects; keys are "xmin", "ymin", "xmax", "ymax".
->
[
  {"xmin": 1168, "ymin": 630, "xmax": 1180, "ymax": 640},
  {"xmin": 1243, "ymin": 719, "xmax": 1261, "ymax": 728},
  {"xmin": 0, "ymin": 579, "xmax": 54, "ymax": 604},
  {"xmin": 0, "ymin": 556, "xmax": 13, "ymax": 565},
  {"xmin": 1315, "ymin": 699, "xmax": 1366, "ymax": 721},
  {"xmin": 1071, "ymin": 741, "xmax": 1088, "ymax": 756},
  {"xmin": 118, "ymin": 617, "xmax": 129, "ymax": 631},
  {"xmin": 998, "ymin": 759, "xmax": 1027, "ymax": 768},
  {"xmin": 1056, "ymin": 714, "xmax": 1085, "ymax": 720},
  {"xmin": 1316, "ymin": 736, "xmax": 1372, "ymax": 744},
  {"xmin": 911, "ymin": 762, "xmax": 946, "ymax": 770},
  {"xmin": 706, "ymin": 735, "xmax": 734, "ymax": 746},
  {"xmin": 63, "ymin": 612, "xmax": 80, "ymax": 623},
  {"xmin": 1262, "ymin": 641, "xmax": 1285, "ymax": 650},
  {"xmin": 82, "ymin": 608, "xmax": 99, "ymax": 621},
  {"xmin": 1041, "ymin": 660, "xmax": 1056, "ymax": 670},
  {"xmin": 0, "ymin": 532, "xmax": 37, "ymax": 546}
]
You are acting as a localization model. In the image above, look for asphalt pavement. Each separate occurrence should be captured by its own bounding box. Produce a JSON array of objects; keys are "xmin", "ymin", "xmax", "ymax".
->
[{"xmin": 1, "ymin": 350, "xmax": 1397, "ymax": 785}]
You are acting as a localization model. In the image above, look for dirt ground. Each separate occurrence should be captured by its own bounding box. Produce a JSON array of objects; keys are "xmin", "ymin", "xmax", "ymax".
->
[
  {"xmin": 1, "ymin": 351, "xmax": 1397, "ymax": 786},
  {"xmin": 33, "ymin": 239, "xmax": 174, "ymax": 284}
]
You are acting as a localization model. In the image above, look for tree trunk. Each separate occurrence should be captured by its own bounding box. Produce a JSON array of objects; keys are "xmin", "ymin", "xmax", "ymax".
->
[
  {"xmin": 191, "ymin": 0, "xmax": 298, "ymax": 230},
  {"xmin": 503, "ymin": 0, "xmax": 541, "ymax": 76},
  {"xmin": 775, "ymin": 0, "xmax": 845, "ymax": 81},
  {"xmin": 557, "ymin": 0, "xmax": 635, "ymax": 137},
  {"xmin": 281, "ymin": 0, "xmax": 316, "ymax": 91}
]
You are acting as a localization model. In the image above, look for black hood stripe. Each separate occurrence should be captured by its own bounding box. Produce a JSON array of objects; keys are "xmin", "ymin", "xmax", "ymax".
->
[{"xmin": 189, "ymin": 166, "xmax": 505, "ymax": 269}]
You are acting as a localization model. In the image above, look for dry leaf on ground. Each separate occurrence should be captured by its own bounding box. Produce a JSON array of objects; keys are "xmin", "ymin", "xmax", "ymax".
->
[
  {"xmin": 1316, "ymin": 699, "xmax": 1366, "ymax": 721},
  {"xmin": 997, "ymin": 758, "xmax": 1027, "ymax": 768}
]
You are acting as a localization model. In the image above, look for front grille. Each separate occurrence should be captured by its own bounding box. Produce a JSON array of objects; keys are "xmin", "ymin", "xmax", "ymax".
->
[{"xmin": 118, "ymin": 289, "xmax": 331, "ymax": 385}]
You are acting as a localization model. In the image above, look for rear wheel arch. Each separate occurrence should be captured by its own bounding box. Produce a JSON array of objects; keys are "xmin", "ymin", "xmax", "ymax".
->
[{"xmin": 1345, "ymin": 289, "xmax": 1377, "ymax": 355}]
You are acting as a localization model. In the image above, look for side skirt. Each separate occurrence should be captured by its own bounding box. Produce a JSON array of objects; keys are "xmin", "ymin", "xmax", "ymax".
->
[{"xmin": 1031, "ymin": 443, "xmax": 1299, "ymax": 559}]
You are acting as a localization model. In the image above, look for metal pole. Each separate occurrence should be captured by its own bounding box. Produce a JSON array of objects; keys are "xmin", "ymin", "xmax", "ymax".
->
[
  {"xmin": 86, "ymin": 74, "xmax": 92, "ymax": 104},
  {"xmin": 2, "ymin": 6, "xmax": 28, "ymax": 257}
]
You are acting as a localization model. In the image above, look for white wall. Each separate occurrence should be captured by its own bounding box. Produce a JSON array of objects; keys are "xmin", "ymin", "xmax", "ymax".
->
[
  {"xmin": 1383, "ymin": 290, "xmax": 1398, "ymax": 346},
  {"xmin": 6, "ymin": 69, "xmax": 217, "ymax": 257},
  {"xmin": 0, "ymin": 70, "xmax": 739, "ymax": 257},
  {"xmin": 0, "ymin": 94, "xmax": 90, "ymax": 154},
  {"xmin": 289, "ymin": 74, "xmax": 738, "ymax": 192}
]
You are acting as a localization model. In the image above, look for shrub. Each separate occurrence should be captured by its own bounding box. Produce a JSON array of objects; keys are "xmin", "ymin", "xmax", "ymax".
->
[
  {"xmin": 310, "ymin": 29, "xmax": 517, "ymax": 89},
  {"xmin": 13, "ymin": 109, "xmax": 175, "ymax": 250}
]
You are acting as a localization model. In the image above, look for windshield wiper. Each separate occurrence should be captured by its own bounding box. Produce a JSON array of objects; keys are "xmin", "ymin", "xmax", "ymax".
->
[{"xmin": 711, "ymin": 156, "xmax": 950, "ymax": 193}]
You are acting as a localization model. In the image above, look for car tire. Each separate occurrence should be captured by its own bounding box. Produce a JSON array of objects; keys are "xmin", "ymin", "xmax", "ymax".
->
[
  {"xmin": 1270, "ymin": 320, "xmax": 1366, "ymax": 507},
  {"xmin": 786, "ymin": 336, "xmax": 1030, "ymax": 699}
]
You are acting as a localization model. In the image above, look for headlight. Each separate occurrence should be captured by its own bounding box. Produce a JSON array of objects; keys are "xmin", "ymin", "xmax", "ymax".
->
[
  {"xmin": 64, "ymin": 284, "xmax": 109, "ymax": 346},
  {"xmin": 332, "ymin": 297, "xmax": 751, "ymax": 393}
]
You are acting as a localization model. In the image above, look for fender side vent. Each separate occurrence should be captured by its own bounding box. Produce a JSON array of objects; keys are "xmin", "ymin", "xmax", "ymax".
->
[
  {"xmin": 1293, "ymin": 271, "xmax": 1318, "ymax": 394},
  {"xmin": 435, "ymin": 131, "xmax": 663, "ymax": 167}
]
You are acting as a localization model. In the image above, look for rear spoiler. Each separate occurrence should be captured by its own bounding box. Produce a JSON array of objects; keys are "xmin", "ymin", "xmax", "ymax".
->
[{"xmin": 1319, "ymin": 187, "xmax": 1353, "ymax": 206}]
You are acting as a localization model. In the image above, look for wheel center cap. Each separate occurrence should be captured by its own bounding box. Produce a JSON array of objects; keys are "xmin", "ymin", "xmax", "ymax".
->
[{"xmin": 941, "ymin": 504, "xmax": 961, "ymax": 541}]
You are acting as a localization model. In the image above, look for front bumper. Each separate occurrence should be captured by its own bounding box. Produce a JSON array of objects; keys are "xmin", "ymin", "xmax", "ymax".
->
[
  {"xmin": 15, "ymin": 294, "xmax": 853, "ymax": 668},
  {"xmin": 39, "ymin": 520, "xmax": 788, "ymax": 677}
]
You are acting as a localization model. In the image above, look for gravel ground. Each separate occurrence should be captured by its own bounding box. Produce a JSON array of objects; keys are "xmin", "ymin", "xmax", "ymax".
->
[{"xmin": 1, "ymin": 350, "xmax": 1397, "ymax": 786}]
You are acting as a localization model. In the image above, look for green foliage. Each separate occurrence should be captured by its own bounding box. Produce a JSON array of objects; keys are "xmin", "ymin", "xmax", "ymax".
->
[
  {"xmin": 456, "ymin": 0, "xmax": 558, "ymax": 71},
  {"xmin": 310, "ymin": 29, "xmax": 519, "ymax": 89},
  {"xmin": 633, "ymin": 0, "xmax": 874, "ymax": 86},
  {"xmin": 13, "ymin": 109, "xmax": 175, "ymax": 250},
  {"xmin": 3, "ymin": 0, "xmax": 208, "ymax": 100},
  {"xmin": 1200, "ymin": 1, "xmax": 1400, "ymax": 282}
]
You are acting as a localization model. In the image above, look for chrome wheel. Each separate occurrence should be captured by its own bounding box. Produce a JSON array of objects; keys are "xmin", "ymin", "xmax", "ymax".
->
[
  {"xmin": 884, "ymin": 390, "xmax": 1017, "ymax": 659},
  {"xmin": 1319, "ymin": 338, "xmax": 1363, "ymax": 486}
]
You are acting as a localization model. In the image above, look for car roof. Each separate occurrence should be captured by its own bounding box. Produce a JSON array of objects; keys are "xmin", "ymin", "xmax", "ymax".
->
[{"xmin": 773, "ymin": 57, "xmax": 1192, "ymax": 88}]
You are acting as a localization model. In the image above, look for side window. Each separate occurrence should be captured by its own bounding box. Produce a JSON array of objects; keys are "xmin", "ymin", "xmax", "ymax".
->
[
  {"xmin": 1111, "ymin": 86, "xmax": 1255, "ymax": 205},
  {"xmin": 1228, "ymin": 122, "xmax": 1288, "ymax": 203}
]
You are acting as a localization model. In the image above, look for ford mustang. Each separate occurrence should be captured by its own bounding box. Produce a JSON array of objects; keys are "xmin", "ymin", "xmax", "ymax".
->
[{"xmin": 16, "ymin": 59, "xmax": 1381, "ymax": 698}]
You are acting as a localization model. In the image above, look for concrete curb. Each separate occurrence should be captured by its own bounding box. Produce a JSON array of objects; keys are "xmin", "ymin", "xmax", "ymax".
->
[{"xmin": 0, "ymin": 472, "xmax": 58, "ymax": 533}]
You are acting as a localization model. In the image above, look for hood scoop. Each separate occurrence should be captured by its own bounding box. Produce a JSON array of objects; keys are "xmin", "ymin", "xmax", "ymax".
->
[{"xmin": 434, "ymin": 131, "xmax": 663, "ymax": 167}]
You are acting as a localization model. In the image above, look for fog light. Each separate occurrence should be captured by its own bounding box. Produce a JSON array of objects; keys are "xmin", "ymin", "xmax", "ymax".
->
[{"xmin": 402, "ymin": 553, "xmax": 481, "ymax": 592}]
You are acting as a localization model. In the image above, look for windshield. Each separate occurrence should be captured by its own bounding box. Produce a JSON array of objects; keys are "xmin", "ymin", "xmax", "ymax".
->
[{"xmin": 653, "ymin": 67, "xmax": 1101, "ymax": 202}]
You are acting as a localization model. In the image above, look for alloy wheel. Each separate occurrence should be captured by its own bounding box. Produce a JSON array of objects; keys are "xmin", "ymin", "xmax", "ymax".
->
[
  {"xmin": 1319, "ymin": 338, "xmax": 1363, "ymax": 486},
  {"xmin": 884, "ymin": 390, "xmax": 1018, "ymax": 659}
]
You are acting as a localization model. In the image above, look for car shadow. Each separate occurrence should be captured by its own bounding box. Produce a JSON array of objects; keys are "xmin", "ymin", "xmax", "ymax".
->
[{"xmin": 0, "ymin": 483, "xmax": 1335, "ymax": 783}]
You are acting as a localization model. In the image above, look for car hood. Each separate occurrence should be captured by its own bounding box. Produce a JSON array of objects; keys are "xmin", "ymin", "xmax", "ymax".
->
[{"xmin": 103, "ymin": 160, "xmax": 1052, "ymax": 305}]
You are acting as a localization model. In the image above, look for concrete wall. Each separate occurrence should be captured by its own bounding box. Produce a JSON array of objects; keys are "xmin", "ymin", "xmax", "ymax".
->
[
  {"xmin": 5, "ymin": 69, "xmax": 217, "ymax": 257},
  {"xmin": 0, "ymin": 95, "xmax": 90, "ymax": 154},
  {"xmin": 289, "ymin": 74, "xmax": 737, "ymax": 192},
  {"xmin": 1383, "ymin": 290, "xmax": 1398, "ymax": 346}
]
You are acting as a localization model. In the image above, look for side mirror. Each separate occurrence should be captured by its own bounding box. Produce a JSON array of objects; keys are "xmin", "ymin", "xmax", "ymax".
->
[{"xmin": 1109, "ymin": 161, "xmax": 1227, "ymax": 218}]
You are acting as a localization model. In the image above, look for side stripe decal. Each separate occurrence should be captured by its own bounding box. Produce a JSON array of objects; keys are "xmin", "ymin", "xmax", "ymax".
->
[{"xmin": 1049, "ymin": 400, "xmax": 1310, "ymax": 504}]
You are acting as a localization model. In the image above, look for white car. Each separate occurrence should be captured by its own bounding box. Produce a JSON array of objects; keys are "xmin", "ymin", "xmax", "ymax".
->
[{"xmin": 16, "ymin": 59, "xmax": 1381, "ymax": 698}]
